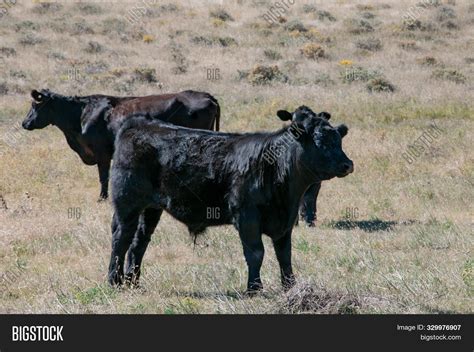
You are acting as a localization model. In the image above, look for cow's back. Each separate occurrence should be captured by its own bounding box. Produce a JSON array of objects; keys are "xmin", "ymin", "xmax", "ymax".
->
[
  {"xmin": 114, "ymin": 117, "xmax": 227, "ymax": 173},
  {"xmin": 109, "ymin": 91, "xmax": 219, "ymax": 132}
]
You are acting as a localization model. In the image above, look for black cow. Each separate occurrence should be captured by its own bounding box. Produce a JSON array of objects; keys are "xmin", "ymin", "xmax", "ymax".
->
[
  {"xmin": 21, "ymin": 89, "xmax": 220, "ymax": 200},
  {"xmin": 108, "ymin": 106, "xmax": 353, "ymax": 292}
]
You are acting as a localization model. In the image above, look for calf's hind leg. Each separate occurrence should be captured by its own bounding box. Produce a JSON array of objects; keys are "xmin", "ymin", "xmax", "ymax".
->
[
  {"xmin": 125, "ymin": 207, "xmax": 163, "ymax": 287},
  {"xmin": 108, "ymin": 210, "xmax": 140, "ymax": 286}
]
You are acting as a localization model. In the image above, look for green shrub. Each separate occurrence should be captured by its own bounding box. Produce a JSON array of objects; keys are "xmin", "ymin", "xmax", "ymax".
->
[
  {"xmin": 436, "ymin": 6, "xmax": 456, "ymax": 22},
  {"xmin": 317, "ymin": 10, "xmax": 336, "ymax": 22},
  {"xmin": 360, "ymin": 12, "xmax": 375, "ymax": 19},
  {"xmin": 217, "ymin": 37, "xmax": 238, "ymax": 47},
  {"xmin": 340, "ymin": 66, "xmax": 380, "ymax": 83},
  {"xmin": 366, "ymin": 78, "xmax": 396, "ymax": 93},
  {"xmin": 313, "ymin": 72, "xmax": 334, "ymax": 86},
  {"xmin": 70, "ymin": 21, "xmax": 95, "ymax": 35},
  {"xmin": 210, "ymin": 8, "xmax": 234, "ymax": 21},
  {"xmin": 15, "ymin": 21, "xmax": 40, "ymax": 32},
  {"xmin": 264, "ymin": 49, "xmax": 282, "ymax": 60},
  {"xmin": 284, "ymin": 20, "xmax": 307, "ymax": 32},
  {"xmin": 101, "ymin": 18, "xmax": 128, "ymax": 35},
  {"xmin": 32, "ymin": 3, "xmax": 62, "ymax": 14},
  {"xmin": 300, "ymin": 43, "xmax": 325, "ymax": 59},
  {"xmin": 301, "ymin": 4, "xmax": 317, "ymax": 13},
  {"xmin": 84, "ymin": 41, "xmax": 103, "ymax": 54},
  {"xmin": 345, "ymin": 18, "xmax": 374, "ymax": 34},
  {"xmin": 18, "ymin": 33, "xmax": 45, "ymax": 46},
  {"xmin": 0, "ymin": 83, "xmax": 8, "ymax": 95},
  {"xmin": 0, "ymin": 47, "xmax": 16, "ymax": 57},
  {"xmin": 190, "ymin": 36, "xmax": 214, "ymax": 46},
  {"xmin": 159, "ymin": 4, "xmax": 179, "ymax": 12},
  {"xmin": 442, "ymin": 21, "xmax": 459, "ymax": 30},
  {"xmin": 133, "ymin": 68, "xmax": 158, "ymax": 83},
  {"xmin": 399, "ymin": 40, "xmax": 418, "ymax": 50},
  {"xmin": 246, "ymin": 65, "xmax": 288, "ymax": 85},
  {"xmin": 431, "ymin": 68, "xmax": 466, "ymax": 84},
  {"xmin": 402, "ymin": 18, "xmax": 436, "ymax": 31},
  {"xmin": 356, "ymin": 37, "xmax": 382, "ymax": 51},
  {"xmin": 190, "ymin": 35, "xmax": 237, "ymax": 47},
  {"xmin": 169, "ymin": 43, "xmax": 188, "ymax": 75},
  {"xmin": 416, "ymin": 56, "xmax": 440, "ymax": 66},
  {"xmin": 75, "ymin": 3, "xmax": 103, "ymax": 15}
]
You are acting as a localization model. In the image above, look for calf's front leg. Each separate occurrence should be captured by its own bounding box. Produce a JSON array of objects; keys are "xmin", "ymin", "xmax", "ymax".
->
[
  {"xmin": 272, "ymin": 231, "xmax": 295, "ymax": 290},
  {"xmin": 237, "ymin": 214, "xmax": 265, "ymax": 293}
]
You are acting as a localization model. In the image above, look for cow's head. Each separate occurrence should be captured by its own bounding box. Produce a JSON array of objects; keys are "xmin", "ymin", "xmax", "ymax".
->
[
  {"xmin": 23, "ymin": 89, "xmax": 84, "ymax": 131},
  {"xmin": 277, "ymin": 105, "xmax": 354, "ymax": 180},
  {"xmin": 22, "ymin": 90, "xmax": 56, "ymax": 130}
]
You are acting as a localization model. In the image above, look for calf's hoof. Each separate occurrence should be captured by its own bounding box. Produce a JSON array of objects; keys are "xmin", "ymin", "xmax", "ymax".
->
[
  {"xmin": 108, "ymin": 272, "xmax": 124, "ymax": 287},
  {"xmin": 245, "ymin": 282, "xmax": 263, "ymax": 296},
  {"xmin": 124, "ymin": 273, "xmax": 141, "ymax": 289},
  {"xmin": 282, "ymin": 276, "xmax": 296, "ymax": 291},
  {"xmin": 303, "ymin": 217, "xmax": 317, "ymax": 227},
  {"xmin": 244, "ymin": 288, "xmax": 262, "ymax": 297}
]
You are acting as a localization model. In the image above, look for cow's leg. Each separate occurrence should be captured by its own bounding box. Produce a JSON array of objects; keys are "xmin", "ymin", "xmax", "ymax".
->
[
  {"xmin": 125, "ymin": 208, "xmax": 163, "ymax": 287},
  {"xmin": 300, "ymin": 182, "xmax": 322, "ymax": 227},
  {"xmin": 272, "ymin": 231, "xmax": 295, "ymax": 290},
  {"xmin": 97, "ymin": 158, "xmax": 111, "ymax": 201},
  {"xmin": 108, "ymin": 210, "xmax": 140, "ymax": 286},
  {"xmin": 237, "ymin": 213, "xmax": 265, "ymax": 293}
]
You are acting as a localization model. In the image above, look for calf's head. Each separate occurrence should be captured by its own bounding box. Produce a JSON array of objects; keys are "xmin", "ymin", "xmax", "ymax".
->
[{"xmin": 277, "ymin": 105, "xmax": 354, "ymax": 181}]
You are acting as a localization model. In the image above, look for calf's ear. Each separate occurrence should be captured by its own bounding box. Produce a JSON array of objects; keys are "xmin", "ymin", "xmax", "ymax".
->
[
  {"xmin": 318, "ymin": 112, "xmax": 331, "ymax": 120},
  {"xmin": 277, "ymin": 110, "xmax": 293, "ymax": 121},
  {"xmin": 337, "ymin": 124, "xmax": 348, "ymax": 138},
  {"xmin": 31, "ymin": 90, "xmax": 43, "ymax": 102}
]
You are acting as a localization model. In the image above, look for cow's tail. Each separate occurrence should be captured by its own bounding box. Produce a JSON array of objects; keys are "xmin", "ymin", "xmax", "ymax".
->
[{"xmin": 207, "ymin": 94, "xmax": 220, "ymax": 131}]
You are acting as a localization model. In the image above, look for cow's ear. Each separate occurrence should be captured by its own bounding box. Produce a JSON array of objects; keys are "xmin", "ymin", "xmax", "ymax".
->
[
  {"xmin": 31, "ymin": 90, "xmax": 43, "ymax": 102},
  {"xmin": 337, "ymin": 124, "xmax": 348, "ymax": 138},
  {"xmin": 277, "ymin": 110, "xmax": 293, "ymax": 121},
  {"xmin": 318, "ymin": 112, "xmax": 331, "ymax": 120}
]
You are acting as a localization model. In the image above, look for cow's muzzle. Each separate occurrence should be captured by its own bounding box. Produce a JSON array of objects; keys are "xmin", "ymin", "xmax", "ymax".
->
[
  {"xmin": 22, "ymin": 120, "xmax": 34, "ymax": 130},
  {"xmin": 337, "ymin": 161, "xmax": 354, "ymax": 177}
]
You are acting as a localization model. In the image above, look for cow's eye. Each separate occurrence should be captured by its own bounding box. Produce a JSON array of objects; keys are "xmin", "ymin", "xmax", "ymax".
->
[{"xmin": 318, "ymin": 133, "xmax": 337, "ymax": 148}]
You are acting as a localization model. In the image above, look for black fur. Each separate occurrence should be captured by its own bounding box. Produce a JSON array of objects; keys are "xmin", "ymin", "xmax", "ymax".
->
[{"xmin": 108, "ymin": 106, "xmax": 353, "ymax": 292}]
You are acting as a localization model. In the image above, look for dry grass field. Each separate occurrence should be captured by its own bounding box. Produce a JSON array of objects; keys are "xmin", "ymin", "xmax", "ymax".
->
[{"xmin": 0, "ymin": 0, "xmax": 473, "ymax": 313}]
